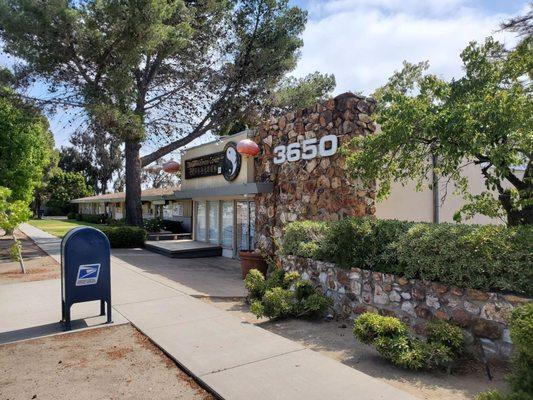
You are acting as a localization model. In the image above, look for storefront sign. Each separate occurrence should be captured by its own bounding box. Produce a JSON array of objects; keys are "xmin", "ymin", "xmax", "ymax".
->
[
  {"xmin": 184, "ymin": 152, "xmax": 225, "ymax": 179},
  {"xmin": 273, "ymin": 134, "xmax": 338, "ymax": 165},
  {"xmin": 184, "ymin": 141, "xmax": 242, "ymax": 181}
]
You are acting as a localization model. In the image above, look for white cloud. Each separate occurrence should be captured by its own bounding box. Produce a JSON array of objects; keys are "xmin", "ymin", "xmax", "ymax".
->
[{"xmin": 293, "ymin": 1, "xmax": 523, "ymax": 95}]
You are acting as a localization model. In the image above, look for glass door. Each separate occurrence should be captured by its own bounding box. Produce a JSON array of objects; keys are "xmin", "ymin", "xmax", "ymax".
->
[
  {"xmin": 207, "ymin": 201, "xmax": 219, "ymax": 244},
  {"xmin": 196, "ymin": 201, "xmax": 206, "ymax": 241},
  {"xmin": 236, "ymin": 201, "xmax": 255, "ymax": 251},
  {"xmin": 221, "ymin": 201, "xmax": 234, "ymax": 249}
]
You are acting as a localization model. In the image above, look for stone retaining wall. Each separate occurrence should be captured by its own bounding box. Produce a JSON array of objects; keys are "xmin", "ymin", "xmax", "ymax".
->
[
  {"xmin": 282, "ymin": 255, "xmax": 531, "ymax": 360},
  {"xmin": 253, "ymin": 92, "xmax": 377, "ymax": 254}
]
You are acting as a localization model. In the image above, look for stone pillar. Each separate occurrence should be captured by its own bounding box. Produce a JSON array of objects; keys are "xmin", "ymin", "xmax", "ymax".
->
[{"xmin": 254, "ymin": 92, "xmax": 377, "ymax": 255}]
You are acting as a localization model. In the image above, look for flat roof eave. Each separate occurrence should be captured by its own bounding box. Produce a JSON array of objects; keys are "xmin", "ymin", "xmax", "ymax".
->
[{"xmin": 171, "ymin": 182, "xmax": 272, "ymax": 200}]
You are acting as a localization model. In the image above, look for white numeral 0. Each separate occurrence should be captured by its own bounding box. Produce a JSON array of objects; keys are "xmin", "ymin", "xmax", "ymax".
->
[{"xmin": 318, "ymin": 134, "xmax": 338, "ymax": 157}]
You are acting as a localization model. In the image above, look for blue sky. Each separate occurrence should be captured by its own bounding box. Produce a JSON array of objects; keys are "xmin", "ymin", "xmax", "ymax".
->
[{"xmin": 1, "ymin": 0, "xmax": 529, "ymax": 150}]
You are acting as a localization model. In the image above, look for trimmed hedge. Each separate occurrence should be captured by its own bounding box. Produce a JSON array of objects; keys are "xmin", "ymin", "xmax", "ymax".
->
[
  {"xmin": 100, "ymin": 226, "xmax": 146, "ymax": 248},
  {"xmin": 283, "ymin": 218, "xmax": 533, "ymax": 296},
  {"xmin": 78, "ymin": 213, "xmax": 109, "ymax": 224}
]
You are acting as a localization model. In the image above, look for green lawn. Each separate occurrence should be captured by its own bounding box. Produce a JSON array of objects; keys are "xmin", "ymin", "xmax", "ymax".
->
[{"xmin": 28, "ymin": 219, "xmax": 107, "ymax": 238}]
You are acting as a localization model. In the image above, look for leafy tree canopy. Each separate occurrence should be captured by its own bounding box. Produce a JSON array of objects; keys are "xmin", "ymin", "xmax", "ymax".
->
[
  {"xmin": 271, "ymin": 71, "xmax": 336, "ymax": 114},
  {"xmin": 219, "ymin": 70, "xmax": 336, "ymax": 134},
  {"xmin": 0, "ymin": 70, "xmax": 54, "ymax": 203},
  {"xmin": 343, "ymin": 37, "xmax": 532, "ymax": 225},
  {"xmin": 0, "ymin": 186, "xmax": 31, "ymax": 235},
  {"xmin": 59, "ymin": 126, "xmax": 123, "ymax": 194},
  {"xmin": 0, "ymin": 0, "xmax": 309, "ymax": 225},
  {"xmin": 45, "ymin": 171, "xmax": 92, "ymax": 216}
]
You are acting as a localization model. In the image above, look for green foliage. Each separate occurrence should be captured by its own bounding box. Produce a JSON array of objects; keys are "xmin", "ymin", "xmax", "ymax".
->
[
  {"xmin": 79, "ymin": 214, "xmax": 108, "ymax": 224},
  {"xmin": 343, "ymin": 37, "xmax": 533, "ymax": 226},
  {"xmin": 395, "ymin": 223, "xmax": 533, "ymax": 295},
  {"xmin": 353, "ymin": 313, "xmax": 464, "ymax": 371},
  {"xmin": 270, "ymin": 71, "xmax": 336, "ymax": 115},
  {"xmin": 9, "ymin": 240, "xmax": 21, "ymax": 261},
  {"xmin": 100, "ymin": 226, "xmax": 146, "ymax": 248},
  {"xmin": 0, "ymin": 86, "xmax": 53, "ymax": 203},
  {"xmin": 426, "ymin": 320, "xmax": 464, "ymax": 353},
  {"xmin": 46, "ymin": 171, "xmax": 92, "ymax": 215},
  {"xmin": 0, "ymin": 186, "xmax": 31, "ymax": 235},
  {"xmin": 245, "ymin": 268, "xmax": 331, "ymax": 320},
  {"xmin": 254, "ymin": 287, "xmax": 294, "ymax": 319},
  {"xmin": 352, "ymin": 312, "xmax": 407, "ymax": 344},
  {"xmin": 508, "ymin": 304, "xmax": 533, "ymax": 395},
  {"xmin": 244, "ymin": 269, "xmax": 266, "ymax": 300},
  {"xmin": 476, "ymin": 303, "xmax": 533, "ymax": 400},
  {"xmin": 143, "ymin": 217, "xmax": 164, "ymax": 233},
  {"xmin": 66, "ymin": 212, "xmax": 77, "ymax": 220},
  {"xmin": 283, "ymin": 218, "xmax": 533, "ymax": 296},
  {"xmin": 0, "ymin": 0, "xmax": 309, "ymax": 225},
  {"xmin": 283, "ymin": 220, "xmax": 328, "ymax": 257}
]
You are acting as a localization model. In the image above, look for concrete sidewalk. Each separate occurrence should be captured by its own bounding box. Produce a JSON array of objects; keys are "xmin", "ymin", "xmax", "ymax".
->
[{"xmin": 13, "ymin": 223, "xmax": 416, "ymax": 400}]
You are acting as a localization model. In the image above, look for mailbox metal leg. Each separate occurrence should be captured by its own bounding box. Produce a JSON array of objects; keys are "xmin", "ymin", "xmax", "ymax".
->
[
  {"xmin": 100, "ymin": 300, "xmax": 105, "ymax": 316},
  {"xmin": 63, "ymin": 303, "xmax": 72, "ymax": 331},
  {"xmin": 106, "ymin": 299, "xmax": 112, "ymax": 324}
]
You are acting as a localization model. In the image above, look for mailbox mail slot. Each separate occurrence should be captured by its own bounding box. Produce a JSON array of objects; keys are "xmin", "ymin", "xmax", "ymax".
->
[{"xmin": 61, "ymin": 226, "xmax": 112, "ymax": 330}]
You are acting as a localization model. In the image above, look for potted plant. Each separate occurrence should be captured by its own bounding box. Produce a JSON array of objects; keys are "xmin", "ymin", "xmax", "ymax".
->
[{"xmin": 238, "ymin": 249, "xmax": 268, "ymax": 279}]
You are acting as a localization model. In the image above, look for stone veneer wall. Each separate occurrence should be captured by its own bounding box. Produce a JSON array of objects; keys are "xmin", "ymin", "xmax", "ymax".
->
[
  {"xmin": 282, "ymin": 255, "xmax": 531, "ymax": 361},
  {"xmin": 254, "ymin": 93, "xmax": 377, "ymax": 254}
]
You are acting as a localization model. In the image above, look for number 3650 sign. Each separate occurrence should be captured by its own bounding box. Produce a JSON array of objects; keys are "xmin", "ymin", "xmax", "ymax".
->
[{"xmin": 273, "ymin": 135, "xmax": 338, "ymax": 165}]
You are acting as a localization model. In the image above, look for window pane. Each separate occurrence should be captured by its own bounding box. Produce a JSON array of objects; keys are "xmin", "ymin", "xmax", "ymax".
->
[
  {"xmin": 236, "ymin": 201, "xmax": 250, "ymax": 251},
  {"xmin": 208, "ymin": 201, "xmax": 219, "ymax": 244},
  {"xmin": 221, "ymin": 201, "xmax": 233, "ymax": 248},
  {"xmin": 196, "ymin": 202, "xmax": 206, "ymax": 241},
  {"xmin": 249, "ymin": 201, "xmax": 255, "ymax": 250}
]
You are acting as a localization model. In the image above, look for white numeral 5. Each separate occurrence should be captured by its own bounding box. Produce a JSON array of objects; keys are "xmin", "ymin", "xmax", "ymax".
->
[{"xmin": 302, "ymin": 138, "xmax": 318, "ymax": 160}]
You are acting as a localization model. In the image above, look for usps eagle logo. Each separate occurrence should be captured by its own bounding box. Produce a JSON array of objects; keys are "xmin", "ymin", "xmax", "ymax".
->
[{"xmin": 76, "ymin": 264, "xmax": 101, "ymax": 286}]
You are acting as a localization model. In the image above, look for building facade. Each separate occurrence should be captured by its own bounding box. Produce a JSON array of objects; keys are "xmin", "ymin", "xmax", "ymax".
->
[{"xmin": 72, "ymin": 92, "xmax": 506, "ymax": 258}]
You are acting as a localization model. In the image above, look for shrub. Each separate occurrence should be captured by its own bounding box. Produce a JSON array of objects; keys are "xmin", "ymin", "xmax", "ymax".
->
[
  {"xmin": 107, "ymin": 218, "xmax": 125, "ymax": 226},
  {"xmin": 426, "ymin": 319, "xmax": 464, "ymax": 353},
  {"xmin": 144, "ymin": 217, "xmax": 164, "ymax": 232},
  {"xmin": 476, "ymin": 303, "xmax": 533, "ymax": 400},
  {"xmin": 100, "ymin": 226, "xmax": 146, "ymax": 248},
  {"xmin": 244, "ymin": 269, "xmax": 266, "ymax": 300},
  {"xmin": 283, "ymin": 220, "xmax": 329, "ymax": 257},
  {"xmin": 352, "ymin": 312, "xmax": 407, "ymax": 344},
  {"xmin": 508, "ymin": 303, "xmax": 533, "ymax": 396},
  {"xmin": 396, "ymin": 224, "xmax": 533, "ymax": 295},
  {"xmin": 80, "ymin": 213, "xmax": 107, "ymax": 224},
  {"xmin": 66, "ymin": 212, "xmax": 77, "ymax": 220},
  {"xmin": 246, "ymin": 268, "xmax": 331, "ymax": 320},
  {"xmin": 353, "ymin": 313, "xmax": 464, "ymax": 371},
  {"xmin": 282, "ymin": 217, "xmax": 533, "ymax": 296},
  {"xmin": 253, "ymin": 287, "xmax": 294, "ymax": 319}
]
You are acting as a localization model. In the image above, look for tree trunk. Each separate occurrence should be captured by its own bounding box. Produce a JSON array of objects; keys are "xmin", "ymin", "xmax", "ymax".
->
[{"xmin": 125, "ymin": 139, "xmax": 143, "ymax": 227}]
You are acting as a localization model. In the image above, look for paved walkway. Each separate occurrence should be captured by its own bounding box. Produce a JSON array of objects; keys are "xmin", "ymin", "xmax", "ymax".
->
[{"xmin": 7, "ymin": 223, "xmax": 416, "ymax": 400}]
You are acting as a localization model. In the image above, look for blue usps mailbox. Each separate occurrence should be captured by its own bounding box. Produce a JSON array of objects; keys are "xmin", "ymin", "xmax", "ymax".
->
[{"xmin": 61, "ymin": 226, "xmax": 112, "ymax": 330}]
